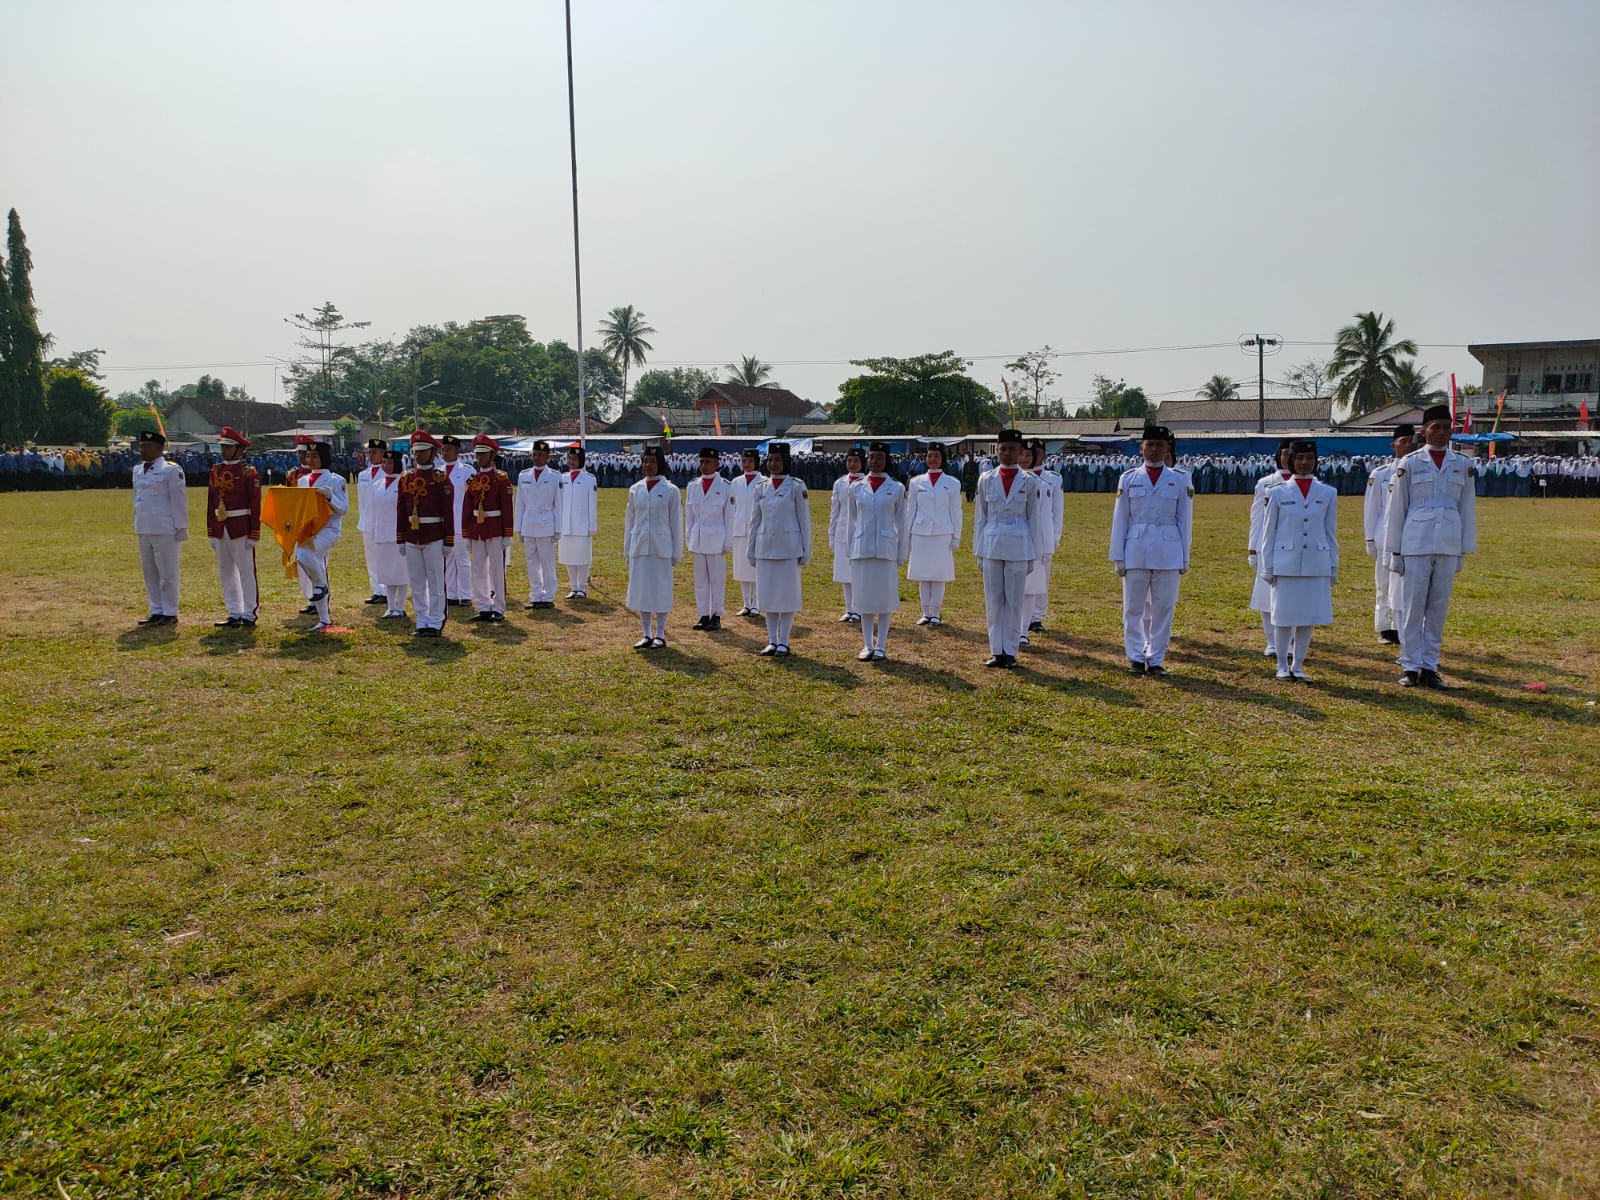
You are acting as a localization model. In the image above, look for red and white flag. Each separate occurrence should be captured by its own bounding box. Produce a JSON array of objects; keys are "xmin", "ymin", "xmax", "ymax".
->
[{"xmin": 1581, "ymin": 397, "xmax": 1592, "ymax": 430}]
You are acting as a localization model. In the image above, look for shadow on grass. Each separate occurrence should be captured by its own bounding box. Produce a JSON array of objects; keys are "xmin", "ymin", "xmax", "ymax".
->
[
  {"xmin": 768, "ymin": 653, "xmax": 862, "ymax": 689},
  {"xmin": 1023, "ymin": 670, "xmax": 1143, "ymax": 708},
  {"xmin": 399, "ymin": 636, "xmax": 468, "ymax": 662},
  {"xmin": 198, "ymin": 628, "xmax": 257, "ymax": 655},
  {"xmin": 1161, "ymin": 672, "xmax": 1328, "ymax": 721},
  {"xmin": 466, "ymin": 621, "xmax": 529, "ymax": 644},
  {"xmin": 873, "ymin": 658, "xmax": 976, "ymax": 693},
  {"xmin": 638, "ymin": 645, "xmax": 719, "ymax": 677},
  {"xmin": 114, "ymin": 625, "xmax": 179, "ymax": 651},
  {"xmin": 268, "ymin": 633, "xmax": 354, "ymax": 660}
]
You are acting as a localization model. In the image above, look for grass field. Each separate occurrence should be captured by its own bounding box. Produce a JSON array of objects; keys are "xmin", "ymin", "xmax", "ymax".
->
[{"xmin": 1, "ymin": 487, "xmax": 1596, "ymax": 1199}]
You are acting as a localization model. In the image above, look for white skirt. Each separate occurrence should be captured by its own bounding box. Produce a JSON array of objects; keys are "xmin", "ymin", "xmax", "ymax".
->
[
  {"xmin": 906, "ymin": 534, "xmax": 955, "ymax": 582},
  {"xmin": 731, "ymin": 534, "xmax": 757, "ymax": 583},
  {"xmin": 832, "ymin": 542, "xmax": 852, "ymax": 584},
  {"xmin": 626, "ymin": 555, "xmax": 675, "ymax": 613},
  {"xmin": 559, "ymin": 534, "xmax": 593, "ymax": 566},
  {"xmin": 1023, "ymin": 552, "xmax": 1051, "ymax": 596},
  {"xmin": 849, "ymin": 557, "xmax": 900, "ymax": 612},
  {"xmin": 754, "ymin": 558, "xmax": 802, "ymax": 613},
  {"xmin": 1249, "ymin": 571, "xmax": 1273, "ymax": 613},
  {"xmin": 371, "ymin": 539, "xmax": 409, "ymax": 587},
  {"xmin": 1267, "ymin": 575, "xmax": 1333, "ymax": 627}
]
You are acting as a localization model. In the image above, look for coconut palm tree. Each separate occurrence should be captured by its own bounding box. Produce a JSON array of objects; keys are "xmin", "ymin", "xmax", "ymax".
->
[
  {"xmin": 726, "ymin": 355, "xmax": 778, "ymax": 388},
  {"xmin": 598, "ymin": 305, "xmax": 656, "ymax": 402},
  {"xmin": 1196, "ymin": 374, "xmax": 1238, "ymax": 401},
  {"xmin": 1328, "ymin": 311, "xmax": 1418, "ymax": 417},
  {"xmin": 1390, "ymin": 359, "xmax": 1443, "ymax": 405}
]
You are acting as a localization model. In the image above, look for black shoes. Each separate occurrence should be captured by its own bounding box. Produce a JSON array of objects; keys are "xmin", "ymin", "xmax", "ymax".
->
[
  {"xmin": 1379, "ymin": 629, "xmax": 1400, "ymax": 644},
  {"xmin": 757, "ymin": 643, "xmax": 778, "ymax": 656},
  {"xmin": 985, "ymin": 654, "xmax": 1017, "ymax": 669},
  {"xmin": 634, "ymin": 637, "xmax": 653, "ymax": 650},
  {"xmin": 214, "ymin": 617, "xmax": 240, "ymax": 628},
  {"xmin": 692, "ymin": 616, "xmax": 711, "ymax": 630},
  {"xmin": 1128, "ymin": 660, "xmax": 1146, "ymax": 675},
  {"xmin": 300, "ymin": 603, "xmax": 318, "ymax": 615},
  {"xmin": 140, "ymin": 614, "xmax": 177, "ymax": 626},
  {"xmin": 1419, "ymin": 668, "xmax": 1452, "ymax": 690},
  {"xmin": 709, "ymin": 615, "xmax": 721, "ymax": 631},
  {"xmin": 469, "ymin": 611, "xmax": 493, "ymax": 622},
  {"xmin": 1028, "ymin": 620, "xmax": 1044, "ymax": 633},
  {"xmin": 1145, "ymin": 664, "xmax": 1168, "ymax": 678},
  {"xmin": 1399, "ymin": 670, "xmax": 1420, "ymax": 687},
  {"xmin": 365, "ymin": 594, "xmax": 387, "ymax": 605}
]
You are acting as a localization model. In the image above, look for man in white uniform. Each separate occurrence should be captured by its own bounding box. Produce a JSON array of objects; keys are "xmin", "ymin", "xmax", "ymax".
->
[
  {"xmin": 684, "ymin": 446, "xmax": 734, "ymax": 630},
  {"xmin": 514, "ymin": 439, "xmax": 562, "ymax": 608},
  {"xmin": 131, "ymin": 429, "xmax": 188, "ymax": 625},
  {"xmin": 972, "ymin": 429, "xmax": 1044, "ymax": 669},
  {"xmin": 1385, "ymin": 404, "xmax": 1477, "ymax": 689},
  {"xmin": 438, "ymin": 435, "xmax": 476, "ymax": 607},
  {"xmin": 557, "ymin": 445, "xmax": 599, "ymax": 598},
  {"xmin": 1109, "ymin": 425, "xmax": 1193, "ymax": 676},
  {"xmin": 1362, "ymin": 424, "xmax": 1414, "ymax": 645},
  {"xmin": 356, "ymin": 438, "xmax": 388, "ymax": 605}
]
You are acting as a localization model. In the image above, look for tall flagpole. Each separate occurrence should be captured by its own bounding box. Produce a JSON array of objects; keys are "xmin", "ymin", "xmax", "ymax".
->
[{"xmin": 565, "ymin": 0, "xmax": 587, "ymax": 445}]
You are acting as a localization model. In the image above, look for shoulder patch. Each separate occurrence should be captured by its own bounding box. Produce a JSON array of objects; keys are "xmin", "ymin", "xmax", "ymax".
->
[
  {"xmin": 1187, "ymin": 486, "xmax": 1195, "ymax": 497},
  {"xmin": 1395, "ymin": 467, "xmax": 1406, "ymax": 477},
  {"xmin": 1115, "ymin": 486, "xmax": 1124, "ymax": 497}
]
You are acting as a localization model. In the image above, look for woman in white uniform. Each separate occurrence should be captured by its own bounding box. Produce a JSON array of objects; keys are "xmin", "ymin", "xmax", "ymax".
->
[
  {"xmin": 729, "ymin": 448, "xmax": 763, "ymax": 616},
  {"xmin": 1019, "ymin": 440, "xmax": 1061, "ymax": 647},
  {"xmin": 1258, "ymin": 439, "xmax": 1338, "ymax": 682},
  {"xmin": 1248, "ymin": 439, "xmax": 1295, "ymax": 658},
  {"xmin": 365, "ymin": 447, "xmax": 411, "ymax": 618},
  {"xmin": 906, "ymin": 442, "xmax": 961, "ymax": 627},
  {"xmin": 828, "ymin": 445, "xmax": 865, "ymax": 624},
  {"xmin": 623, "ymin": 443, "xmax": 684, "ymax": 649},
  {"xmin": 746, "ymin": 442, "xmax": 811, "ymax": 657},
  {"xmin": 846, "ymin": 442, "xmax": 910, "ymax": 661},
  {"xmin": 557, "ymin": 445, "xmax": 599, "ymax": 598}
]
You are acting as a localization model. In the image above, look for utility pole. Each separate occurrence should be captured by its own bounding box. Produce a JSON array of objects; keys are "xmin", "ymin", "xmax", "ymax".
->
[
  {"xmin": 564, "ymin": 0, "xmax": 587, "ymax": 446},
  {"xmin": 1240, "ymin": 335, "xmax": 1281, "ymax": 433}
]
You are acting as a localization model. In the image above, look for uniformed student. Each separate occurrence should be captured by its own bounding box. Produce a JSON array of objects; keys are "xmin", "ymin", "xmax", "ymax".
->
[
  {"xmin": 356, "ymin": 438, "xmax": 388, "ymax": 605},
  {"xmin": 557, "ymin": 445, "xmax": 599, "ymax": 598},
  {"xmin": 845, "ymin": 442, "xmax": 910, "ymax": 661},
  {"xmin": 1385, "ymin": 404, "xmax": 1477, "ymax": 688},
  {"xmin": 1258, "ymin": 440, "xmax": 1338, "ymax": 681},
  {"xmin": 1247, "ymin": 439, "xmax": 1295, "ymax": 657},
  {"xmin": 1362, "ymin": 424, "xmax": 1414, "ymax": 644},
  {"xmin": 461, "ymin": 434, "xmax": 513, "ymax": 623},
  {"xmin": 132, "ymin": 429, "xmax": 188, "ymax": 625},
  {"xmin": 205, "ymin": 425, "xmax": 261, "ymax": 628},
  {"xmin": 746, "ymin": 441, "xmax": 811, "ymax": 657},
  {"xmin": 397, "ymin": 431, "xmax": 455, "ymax": 637},
  {"xmin": 437, "ymin": 435, "xmax": 476, "ymax": 606},
  {"xmin": 623, "ymin": 443, "xmax": 684, "ymax": 648},
  {"xmin": 729, "ymin": 448, "xmax": 764, "ymax": 616},
  {"xmin": 1019, "ymin": 439, "xmax": 1062, "ymax": 646},
  {"xmin": 828, "ymin": 446, "xmax": 866, "ymax": 624},
  {"xmin": 973, "ymin": 429, "xmax": 1044, "ymax": 668},
  {"xmin": 907, "ymin": 442, "xmax": 961, "ymax": 627},
  {"xmin": 295, "ymin": 442, "xmax": 348, "ymax": 631},
  {"xmin": 684, "ymin": 446, "xmax": 734, "ymax": 630},
  {"xmin": 364, "ymin": 447, "xmax": 410, "ymax": 617},
  {"xmin": 514, "ymin": 440, "xmax": 562, "ymax": 608},
  {"xmin": 1109, "ymin": 425, "xmax": 1192, "ymax": 675},
  {"xmin": 286, "ymin": 434, "xmax": 318, "ymax": 611}
]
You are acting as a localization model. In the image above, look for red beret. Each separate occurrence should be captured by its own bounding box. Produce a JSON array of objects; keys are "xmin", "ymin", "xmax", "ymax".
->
[
  {"xmin": 217, "ymin": 426, "xmax": 251, "ymax": 449},
  {"xmin": 472, "ymin": 434, "xmax": 499, "ymax": 452},
  {"xmin": 409, "ymin": 430, "xmax": 440, "ymax": 449}
]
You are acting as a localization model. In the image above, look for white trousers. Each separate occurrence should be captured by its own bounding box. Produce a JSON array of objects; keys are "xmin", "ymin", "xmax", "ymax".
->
[
  {"xmin": 363, "ymin": 529, "xmax": 382, "ymax": 594},
  {"xmin": 295, "ymin": 526, "xmax": 339, "ymax": 624},
  {"xmin": 1123, "ymin": 568, "xmax": 1181, "ymax": 666},
  {"xmin": 469, "ymin": 536, "xmax": 507, "ymax": 614},
  {"xmin": 693, "ymin": 552, "xmax": 726, "ymax": 616},
  {"xmin": 980, "ymin": 558, "xmax": 1027, "ymax": 656},
  {"xmin": 523, "ymin": 536, "xmax": 558, "ymax": 602},
  {"xmin": 406, "ymin": 541, "xmax": 448, "ymax": 630},
  {"xmin": 138, "ymin": 533, "xmax": 181, "ymax": 616},
  {"xmin": 1373, "ymin": 556, "xmax": 1397, "ymax": 633},
  {"xmin": 444, "ymin": 537, "xmax": 472, "ymax": 600},
  {"xmin": 216, "ymin": 533, "xmax": 258, "ymax": 620},
  {"xmin": 1397, "ymin": 555, "xmax": 1457, "ymax": 672}
]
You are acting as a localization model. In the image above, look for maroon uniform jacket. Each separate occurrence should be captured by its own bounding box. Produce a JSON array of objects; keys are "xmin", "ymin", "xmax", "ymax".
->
[
  {"xmin": 206, "ymin": 461, "xmax": 262, "ymax": 540},
  {"xmin": 397, "ymin": 468, "xmax": 455, "ymax": 546},
  {"xmin": 459, "ymin": 468, "xmax": 514, "ymax": 540}
]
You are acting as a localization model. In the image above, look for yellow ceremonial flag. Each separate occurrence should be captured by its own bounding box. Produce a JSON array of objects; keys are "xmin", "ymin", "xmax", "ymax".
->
[{"xmin": 260, "ymin": 486, "xmax": 333, "ymax": 579}]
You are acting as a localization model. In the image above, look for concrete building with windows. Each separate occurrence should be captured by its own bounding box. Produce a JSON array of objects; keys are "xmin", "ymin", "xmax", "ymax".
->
[{"xmin": 1465, "ymin": 338, "xmax": 1596, "ymax": 429}]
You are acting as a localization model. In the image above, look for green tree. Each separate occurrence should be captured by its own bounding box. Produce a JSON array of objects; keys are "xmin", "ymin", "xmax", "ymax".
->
[
  {"xmin": 1197, "ymin": 374, "xmax": 1238, "ymax": 401},
  {"xmin": 833, "ymin": 352, "xmax": 998, "ymax": 434},
  {"xmin": 1390, "ymin": 359, "xmax": 1443, "ymax": 405},
  {"xmin": 1328, "ymin": 311, "xmax": 1417, "ymax": 417},
  {"xmin": 633, "ymin": 366, "xmax": 719, "ymax": 412},
  {"xmin": 112, "ymin": 408, "xmax": 159, "ymax": 437},
  {"xmin": 3, "ymin": 209, "xmax": 48, "ymax": 443},
  {"xmin": 1078, "ymin": 376, "xmax": 1152, "ymax": 420},
  {"xmin": 41, "ymin": 365, "xmax": 114, "ymax": 445},
  {"xmin": 1004, "ymin": 347, "xmax": 1061, "ymax": 417},
  {"xmin": 284, "ymin": 302, "xmax": 370, "ymax": 410},
  {"xmin": 725, "ymin": 355, "xmax": 777, "ymax": 387},
  {"xmin": 598, "ymin": 305, "xmax": 655, "ymax": 401}
]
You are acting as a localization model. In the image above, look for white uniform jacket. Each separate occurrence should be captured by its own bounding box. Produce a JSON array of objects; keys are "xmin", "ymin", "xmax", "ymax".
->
[
  {"xmin": 297, "ymin": 468, "xmax": 349, "ymax": 539},
  {"xmin": 907, "ymin": 470, "xmax": 962, "ymax": 548},
  {"xmin": 442, "ymin": 458, "xmax": 475, "ymax": 530},
  {"xmin": 972, "ymin": 467, "xmax": 1044, "ymax": 562},
  {"xmin": 729, "ymin": 472, "xmax": 762, "ymax": 538},
  {"xmin": 1249, "ymin": 470, "xmax": 1292, "ymax": 555},
  {"xmin": 1363, "ymin": 461, "xmax": 1396, "ymax": 553},
  {"xmin": 366, "ymin": 472, "xmax": 402, "ymax": 544},
  {"xmin": 557, "ymin": 469, "xmax": 599, "ymax": 537},
  {"xmin": 623, "ymin": 478, "xmax": 684, "ymax": 563},
  {"xmin": 684, "ymin": 474, "xmax": 735, "ymax": 555},
  {"xmin": 827, "ymin": 473, "xmax": 855, "ymax": 552},
  {"xmin": 355, "ymin": 463, "xmax": 384, "ymax": 533},
  {"xmin": 747, "ymin": 476, "xmax": 812, "ymax": 564},
  {"xmin": 845, "ymin": 475, "xmax": 910, "ymax": 563},
  {"xmin": 1109, "ymin": 465, "xmax": 1192, "ymax": 571},
  {"xmin": 1385, "ymin": 448, "xmax": 1478, "ymax": 560},
  {"xmin": 1258, "ymin": 478, "xmax": 1338, "ymax": 580},
  {"xmin": 514, "ymin": 465, "xmax": 563, "ymax": 538},
  {"xmin": 132, "ymin": 457, "xmax": 189, "ymax": 535},
  {"xmin": 1035, "ymin": 468, "xmax": 1065, "ymax": 551}
]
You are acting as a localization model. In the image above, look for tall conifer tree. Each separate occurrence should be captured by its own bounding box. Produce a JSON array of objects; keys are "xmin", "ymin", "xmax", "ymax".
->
[{"xmin": 6, "ymin": 210, "xmax": 48, "ymax": 443}]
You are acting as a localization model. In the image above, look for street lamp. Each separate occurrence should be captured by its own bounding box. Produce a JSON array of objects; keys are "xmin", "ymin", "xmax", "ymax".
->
[{"xmin": 413, "ymin": 379, "xmax": 441, "ymax": 428}]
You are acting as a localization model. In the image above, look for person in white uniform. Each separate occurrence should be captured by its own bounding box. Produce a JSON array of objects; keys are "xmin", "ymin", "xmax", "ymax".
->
[
  {"xmin": 623, "ymin": 443, "xmax": 684, "ymax": 649},
  {"xmin": 205, "ymin": 425, "xmax": 261, "ymax": 629},
  {"xmin": 1258, "ymin": 440, "xmax": 1338, "ymax": 682},
  {"xmin": 557, "ymin": 445, "xmax": 599, "ymax": 598},
  {"xmin": 514, "ymin": 439, "xmax": 562, "ymax": 608},
  {"xmin": 1385, "ymin": 404, "xmax": 1478, "ymax": 689},
  {"xmin": 437, "ymin": 436, "xmax": 476, "ymax": 607},
  {"xmin": 1109, "ymin": 425, "xmax": 1192, "ymax": 676},
  {"xmin": 973, "ymin": 429, "xmax": 1044, "ymax": 669},
  {"xmin": 746, "ymin": 442, "xmax": 811, "ymax": 657},
  {"xmin": 1247, "ymin": 439, "xmax": 1295, "ymax": 658},
  {"xmin": 729, "ymin": 448, "xmax": 763, "ymax": 616},
  {"xmin": 356, "ymin": 438, "xmax": 388, "ymax": 605},
  {"xmin": 131, "ymin": 429, "xmax": 188, "ymax": 625},
  {"xmin": 1362, "ymin": 424, "xmax": 1414, "ymax": 645},
  {"xmin": 295, "ymin": 442, "xmax": 349, "ymax": 632},
  {"xmin": 845, "ymin": 441, "xmax": 910, "ymax": 662},
  {"xmin": 906, "ymin": 442, "xmax": 961, "ymax": 627},
  {"xmin": 684, "ymin": 446, "xmax": 734, "ymax": 631},
  {"xmin": 1019, "ymin": 439, "xmax": 1062, "ymax": 647},
  {"xmin": 364, "ymin": 447, "xmax": 411, "ymax": 618},
  {"xmin": 828, "ymin": 445, "xmax": 865, "ymax": 624}
]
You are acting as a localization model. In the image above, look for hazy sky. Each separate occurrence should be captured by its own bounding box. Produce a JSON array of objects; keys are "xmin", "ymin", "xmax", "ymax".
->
[{"xmin": 4, "ymin": 0, "xmax": 1597, "ymax": 417}]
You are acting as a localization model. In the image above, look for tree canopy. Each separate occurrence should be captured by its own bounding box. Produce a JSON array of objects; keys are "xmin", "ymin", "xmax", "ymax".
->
[
  {"xmin": 832, "ymin": 352, "xmax": 998, "ymax": 434},
  {"xmin": 1329, "ymin": 311, "xmax": 1418, "ymax": 416},
  {"xmin": 1077, "ymin": 376, "xmax": 1153, "ymax": 420}
]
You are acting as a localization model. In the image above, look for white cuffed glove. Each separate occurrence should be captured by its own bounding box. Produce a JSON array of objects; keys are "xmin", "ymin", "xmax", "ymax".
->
[
  {"xmin": 208, "ymin": 538, "xmax": 220, "ymax": 552},
  {"xmin": 1389, "ymin": 555, "xmax": 1405, "ymax": 576},
  {"xmin": 1453, "ymin": 556, "xmax": 1464, "ymax": 575},
  {"xmin": 1264, "ymin": 573, "xmax": 1276, "ymax": 585},
  {"xmin": 174, "ymin": 530, "xmax": 188, "ymax": 543},
  {"xmin": 1365, "ymin": 539, "xmax": 1377, "ymax": 558},
  {"xmin": 1247, "ymin": 551, "xmax": 1257, "ymax": 567},
  {"xmin": 1114, "ymin": 563, "xmax": 1127, "ymax": 578},
  {"xmin": 398, "ymin": 544, "xmax": 408, "ymax": 557}
]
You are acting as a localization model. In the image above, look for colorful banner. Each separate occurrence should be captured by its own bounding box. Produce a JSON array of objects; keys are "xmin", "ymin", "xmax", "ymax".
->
[{"xmin": 260, "ymin": 486, "xmax": 333, "ymax": 579}]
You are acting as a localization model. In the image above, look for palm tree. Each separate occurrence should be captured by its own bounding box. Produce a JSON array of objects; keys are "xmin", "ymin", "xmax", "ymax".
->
[
  {"xmin": 726, "ymin": 355, "xmax": 778, "ymax": 388},
  {"xmin": 1196, "ymin": 374, "xmax": 1238, "ymax": 401},
  {"xmin": 598, "ymin": 305, "xmax": 656, "ymax": 402},
  {"xmin": 1328, "ymin": 311, "xmax": 1418, "ymax": 417},
  {"xmin": 1390, "ymin": 359, "xmax": 1443, "ymax": 405}
]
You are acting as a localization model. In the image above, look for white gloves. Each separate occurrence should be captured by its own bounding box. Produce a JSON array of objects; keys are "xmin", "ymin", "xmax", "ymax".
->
[
  {"xmin": 174, "ymin": 530, "xmax": 188, "ymax": 543},
  {"xmin": 1114, "ymin": 564, "xmax": 1127, "ymax": 578},
  {"xmin": 1247, "ymin": 551, "xmax": 1257, "ymax": 567},
  {"xmin": 1365, "ymin": 539, "xmax": 1377, "ymax": 558},
  {"xmin": 1263, "ymin": 573, "xmax": 1276, "ymax": 585},
  {"xmin": 1389, "ymin": 556, "xmax": 1405, "ymax": 576},
  {"xmin": 398, "ymin": 544, "xmax": 408, "ymax": 557},
  {"xmin": 209, "ymin": 538, "xmax": 220, "ymax": 552},
  {"xmin": 1454, "ymin": 556, "xmax": 1464, "ymax": 575}
]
